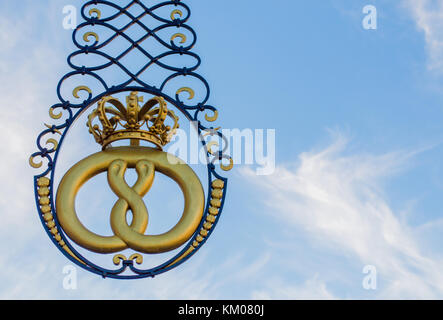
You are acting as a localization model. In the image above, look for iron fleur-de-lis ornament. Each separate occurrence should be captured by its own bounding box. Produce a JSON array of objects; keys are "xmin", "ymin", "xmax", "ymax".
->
[{"xmin": 30, "ymin": 0, "xmax": 232, "ymax": 279}]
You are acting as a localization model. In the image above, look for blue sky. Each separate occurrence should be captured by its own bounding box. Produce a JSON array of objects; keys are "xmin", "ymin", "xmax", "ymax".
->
[{"xmin": 2, "ymin": 0, "xmax": 443, "ymax": 299}]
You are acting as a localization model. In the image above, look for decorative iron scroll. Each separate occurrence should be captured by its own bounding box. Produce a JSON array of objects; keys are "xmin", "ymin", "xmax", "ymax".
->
[{"xmin": 30, "ymin": 0, "xmax": 231, "ymax": 279}]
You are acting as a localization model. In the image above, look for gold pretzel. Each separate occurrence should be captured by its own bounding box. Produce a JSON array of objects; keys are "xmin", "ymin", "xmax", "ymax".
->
[{"xmin": 56, "ymin": 146, "xmax": 205, "ymax": 254}]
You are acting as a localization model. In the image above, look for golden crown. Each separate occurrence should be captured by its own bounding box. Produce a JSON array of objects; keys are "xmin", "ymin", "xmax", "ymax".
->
[{"xmin": 87, "ymin": 92, "xmax": 179, "ymax": 149}]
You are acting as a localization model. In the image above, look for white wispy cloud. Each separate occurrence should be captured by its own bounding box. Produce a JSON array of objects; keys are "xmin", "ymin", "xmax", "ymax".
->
[
  {"xmin": 0, "ymin": 6, "xmax": 63, "ymax": 243},
  {"xmin": 404, "ymin": 0, "xmax": 443, "ymax": 73},
  {"xmin": 242, "ymin": 133, "xmax": 443, "ymax": 299}
]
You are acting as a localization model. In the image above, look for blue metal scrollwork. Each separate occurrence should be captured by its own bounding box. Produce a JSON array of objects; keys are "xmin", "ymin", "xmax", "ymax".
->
[{"xmin": 31, "ymin": 0, "xmax": 230, "ymax": 279}]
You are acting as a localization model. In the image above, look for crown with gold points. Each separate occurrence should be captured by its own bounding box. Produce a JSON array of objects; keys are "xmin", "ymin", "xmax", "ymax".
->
[{"xmin": 87, "ymin": 92, "xmax": 179, "ymax": 149}]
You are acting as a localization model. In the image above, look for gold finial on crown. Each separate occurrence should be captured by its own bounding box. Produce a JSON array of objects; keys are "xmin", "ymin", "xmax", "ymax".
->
[{"xmin": 87, "ymin": 92, "xmax": 179, "ymax": 149}]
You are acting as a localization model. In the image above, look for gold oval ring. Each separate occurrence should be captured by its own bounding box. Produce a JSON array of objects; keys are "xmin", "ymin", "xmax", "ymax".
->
[{"xmin": 56, "ymin": 146, "xmax": 205, "ymax": 254}]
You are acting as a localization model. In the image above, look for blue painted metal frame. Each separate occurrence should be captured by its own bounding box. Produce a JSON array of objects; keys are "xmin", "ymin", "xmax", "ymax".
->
[{"xmin": 31, "ymin": 0, "xmax": 229, "ymax": 279}]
